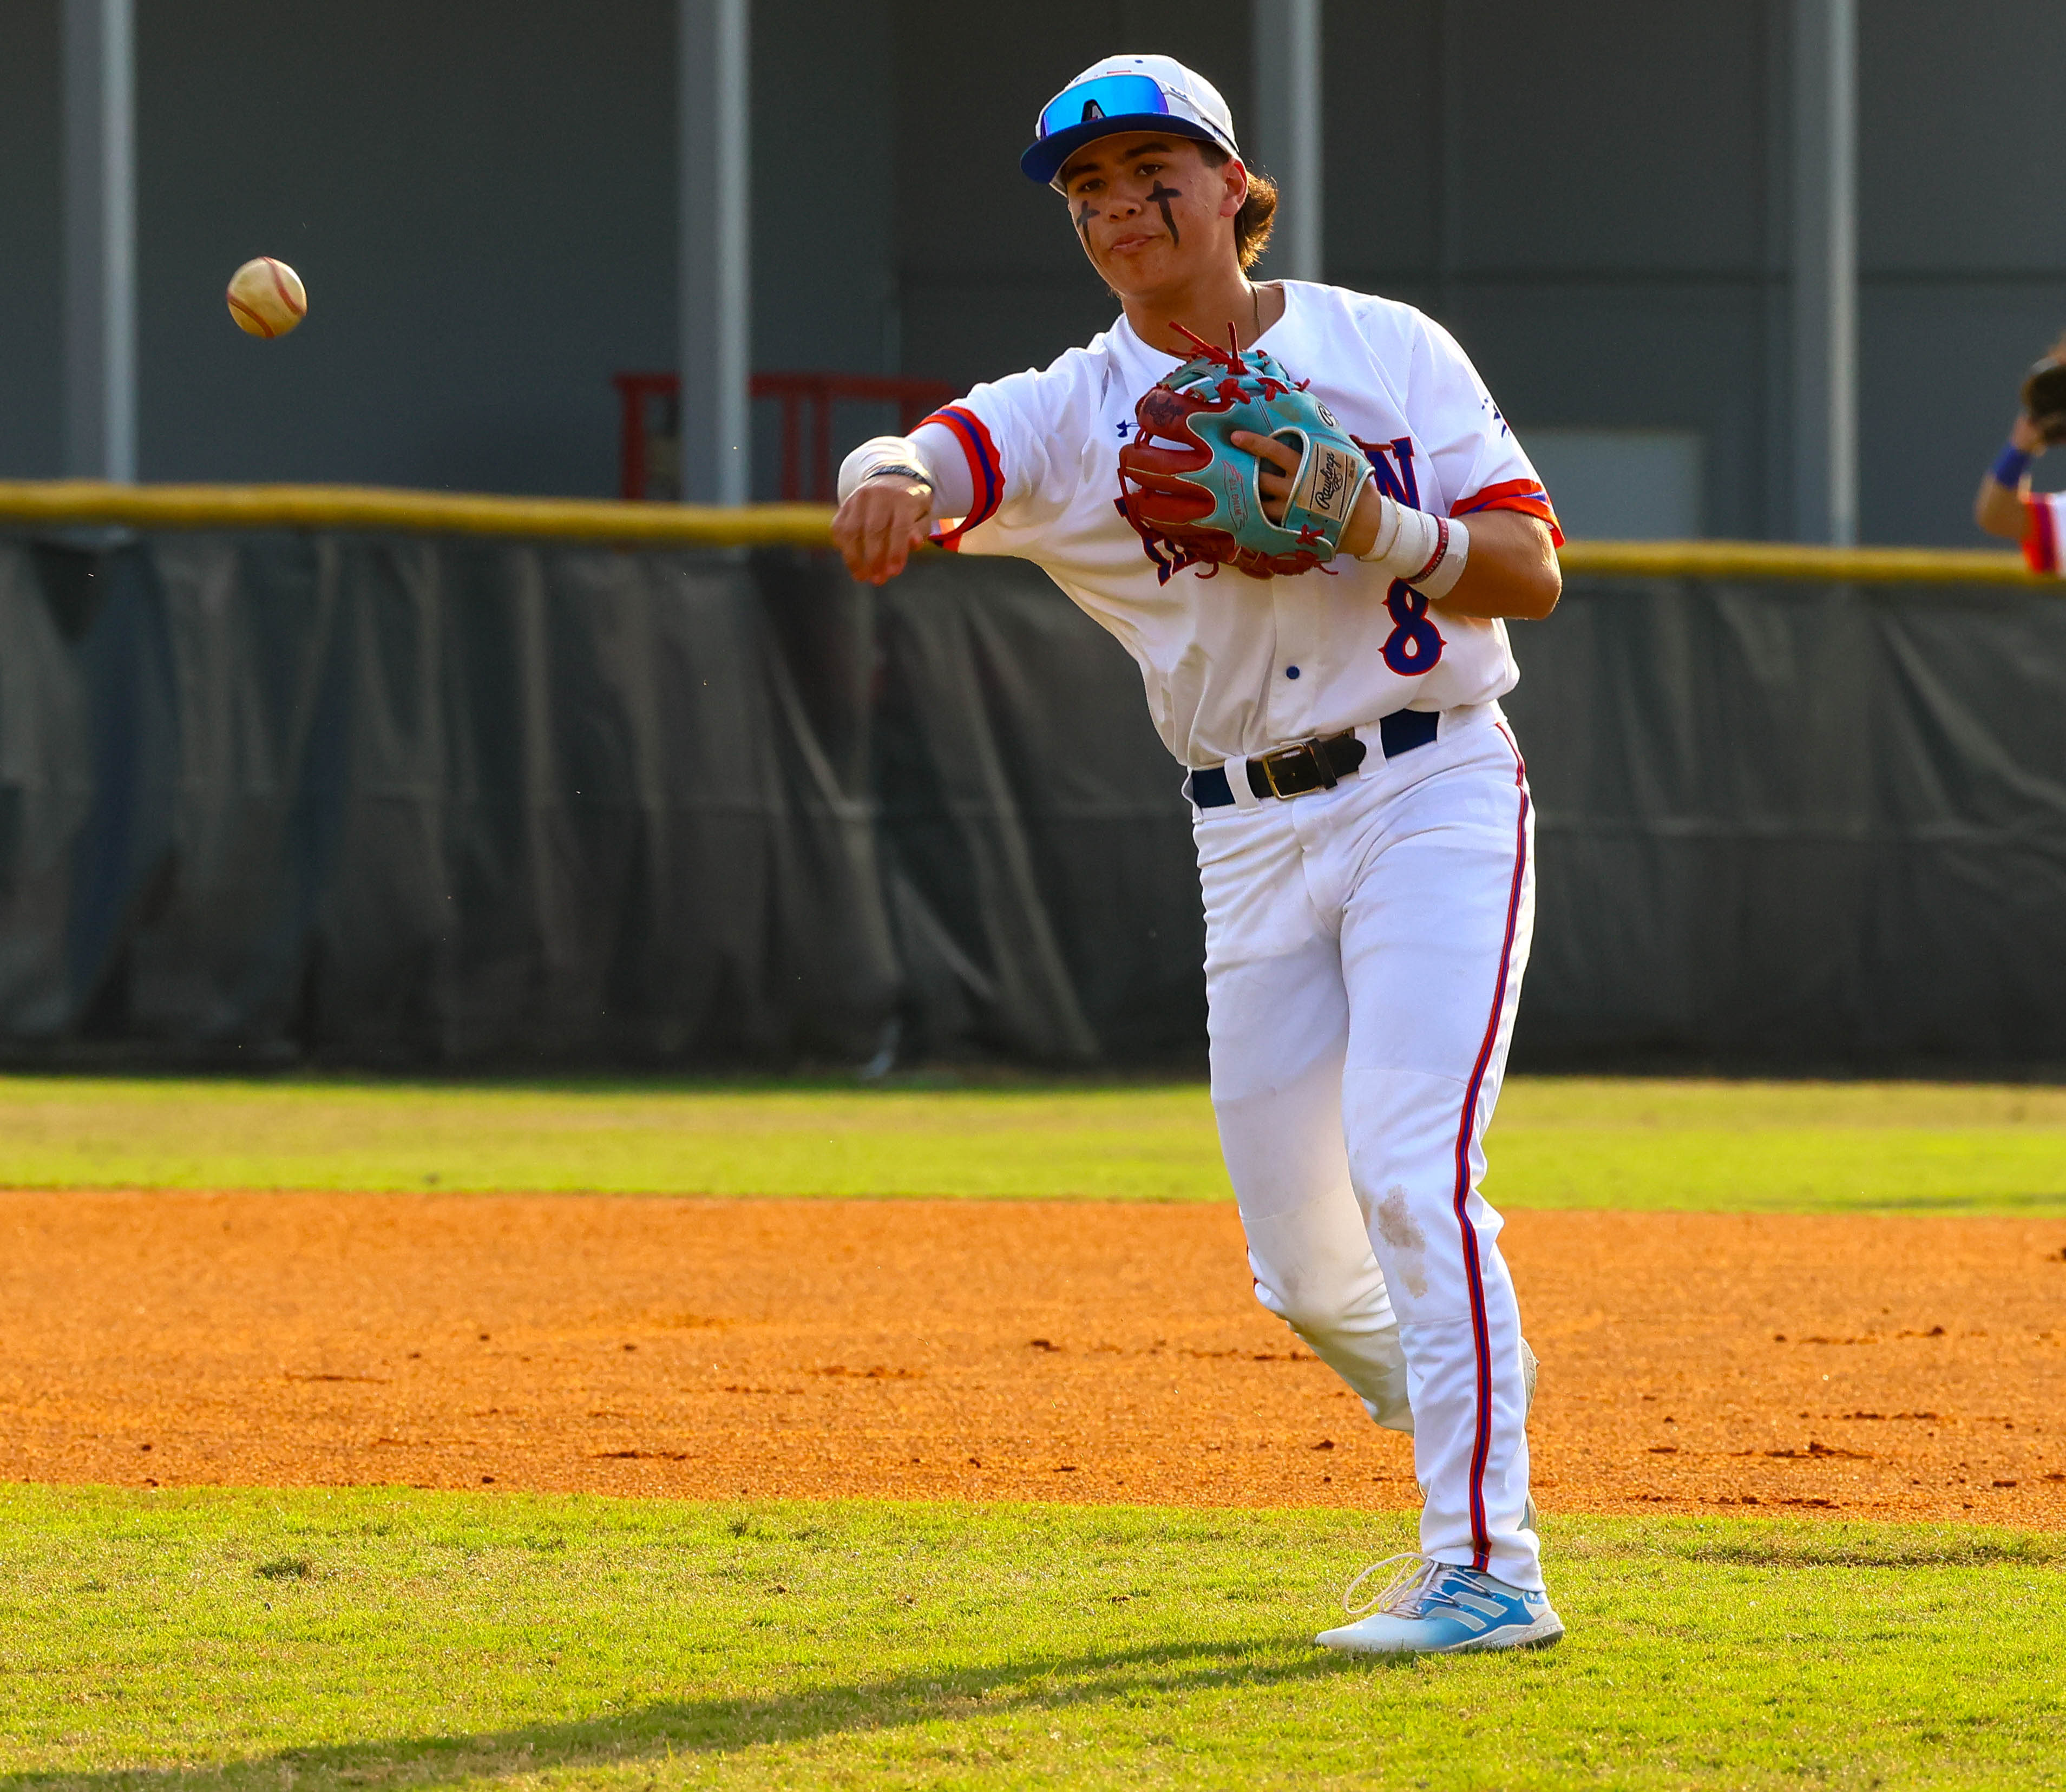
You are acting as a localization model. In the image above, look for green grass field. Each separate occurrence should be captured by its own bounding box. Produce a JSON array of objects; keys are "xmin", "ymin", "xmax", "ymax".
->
[
  {"xmin": 4, "ymin": 1486, "xmax": 2063, "ymax": 1792},
  {"xmin": 0, "ymin": 1072, "xmax": 2063, "ymax": 1212},
  {"xmin": 7, "ymin": 1074, "xmax": 2065, "ymax": 1788}
]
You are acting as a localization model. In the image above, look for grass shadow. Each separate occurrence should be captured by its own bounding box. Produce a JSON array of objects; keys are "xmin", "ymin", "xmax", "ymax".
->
[{"xmin": 1, "ymin": 1635, "xmax": 1356, "ymax": 1790}]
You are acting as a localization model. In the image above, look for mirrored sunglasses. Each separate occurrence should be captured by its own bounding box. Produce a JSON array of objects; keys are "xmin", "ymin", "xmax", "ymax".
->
[{"xmin": 1036, "ymin": 73, "xmax": 1173, "ymax": 142}]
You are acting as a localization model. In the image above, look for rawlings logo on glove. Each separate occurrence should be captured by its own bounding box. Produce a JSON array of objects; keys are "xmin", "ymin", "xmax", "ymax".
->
[{"xmin": 1116, "ymin": 324, "xmax": 1373, "ymax": 580}]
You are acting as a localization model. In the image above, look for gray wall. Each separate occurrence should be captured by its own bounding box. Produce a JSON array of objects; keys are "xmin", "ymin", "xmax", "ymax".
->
[
  {"xmin": 1319, "ymin": 0, "xmax": 1788, "ymax": 541},
  {"xmin": 2, "ymin": 1, "xmax": 2064, "ymax": 535},
  {"xmin": 0, "ymin": 0, "xmax": 63, "ymax": 478},
  {"xmin": 749, "ymin": 0, "xmax": 897, "ymax": 495},
  {"xmin": 2, "ymin": 0, "xmax": 683, "ymax": 495},
  {"xmin": 1859, "ymin": 0, "xmax": 2066, "ymax": 542},
  {"xmin": 134, "ymin": 0, "xmax": 677, "ymax": 496}
]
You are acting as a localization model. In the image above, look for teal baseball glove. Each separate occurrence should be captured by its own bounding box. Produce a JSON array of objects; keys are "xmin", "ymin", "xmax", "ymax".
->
[{"xmin": 1116, "ymin": 324, "xmax": 1373, "ymax": 579}]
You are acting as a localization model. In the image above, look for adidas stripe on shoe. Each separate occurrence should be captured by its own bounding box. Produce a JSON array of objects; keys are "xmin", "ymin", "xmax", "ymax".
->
[{"xmin": 1315, "ymin": 1554, "xmax": 1564, "ymax": 1656}]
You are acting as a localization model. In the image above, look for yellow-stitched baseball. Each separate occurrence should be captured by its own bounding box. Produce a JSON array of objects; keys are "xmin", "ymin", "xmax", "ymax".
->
[{"xmin": 226, "ymin": 257, "xmax": 307, "ymax": 339}]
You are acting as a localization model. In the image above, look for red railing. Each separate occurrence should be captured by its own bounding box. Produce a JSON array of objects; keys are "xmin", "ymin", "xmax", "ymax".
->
[{"xmin": 613, "ymin": 370, "xmax": 957, "ymax": 503}]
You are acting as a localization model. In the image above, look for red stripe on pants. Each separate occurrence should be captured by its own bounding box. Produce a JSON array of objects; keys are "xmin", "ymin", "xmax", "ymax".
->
[{"xmin": 1452, "ymin": 725, "xmax": 1530, "ymax": 1570}]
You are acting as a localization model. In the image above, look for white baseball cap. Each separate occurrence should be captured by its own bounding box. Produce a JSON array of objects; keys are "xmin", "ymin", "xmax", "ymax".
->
[{"xmin": 1021, "ymin": 54, "xmax": 1242, "ymax": 188}]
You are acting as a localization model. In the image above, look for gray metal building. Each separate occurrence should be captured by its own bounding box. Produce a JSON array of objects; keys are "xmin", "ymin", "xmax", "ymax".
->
[{"xmin": 5, "ymin": 1, "xmax": 2065, "ymax": 544}]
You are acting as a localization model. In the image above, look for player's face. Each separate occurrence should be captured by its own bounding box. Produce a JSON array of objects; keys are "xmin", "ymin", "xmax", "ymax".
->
[{"xmin": 1056, "ymin": 135, "xmax": 1245, "ymax": 295}]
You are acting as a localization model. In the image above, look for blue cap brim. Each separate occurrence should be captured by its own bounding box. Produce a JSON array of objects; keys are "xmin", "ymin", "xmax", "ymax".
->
[{"xmin": 1020, "ymin": 114, "xmax": 1221, "ymax": 186}]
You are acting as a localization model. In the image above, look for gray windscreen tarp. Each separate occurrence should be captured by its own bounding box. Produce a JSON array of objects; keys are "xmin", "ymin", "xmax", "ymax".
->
[{"xmin": 1, "ymin": 531, "xmax": 2062, "ymax": 1069}]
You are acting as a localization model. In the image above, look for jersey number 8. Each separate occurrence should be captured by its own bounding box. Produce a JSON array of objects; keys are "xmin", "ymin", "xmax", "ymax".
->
[{"xmin": 1380, "ymin": 581, "xmax": 1446, "ymax": 676}]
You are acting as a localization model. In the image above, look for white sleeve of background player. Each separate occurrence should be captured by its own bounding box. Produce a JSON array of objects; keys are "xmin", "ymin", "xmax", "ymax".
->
[{"xmin": 1404, "ymin": 311, "xmax": 1561, "ymax": 544}]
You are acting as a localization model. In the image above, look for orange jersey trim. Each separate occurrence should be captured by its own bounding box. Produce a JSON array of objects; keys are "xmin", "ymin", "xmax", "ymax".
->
[
  {"xmin": 1452, "ymin": 479, "xmax": 1564, "ymax": 549},
  {"xmin": 920, "ymin": 405, "xmax": 1004, "ymax": 550}
]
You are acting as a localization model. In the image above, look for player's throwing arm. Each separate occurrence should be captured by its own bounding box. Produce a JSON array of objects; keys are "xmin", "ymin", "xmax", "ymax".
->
[
  {"xmin": 1975, "ymin": 332, "xmax": 2066, "ymax": 569},
  {"xmin": 831, "ymin": 54, "xmax": 1564, "ymax": 1656}
]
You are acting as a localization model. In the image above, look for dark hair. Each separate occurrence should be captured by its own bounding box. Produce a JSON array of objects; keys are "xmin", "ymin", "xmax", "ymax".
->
[{"xmin": 1198, "ymin": 142, "xmax": 1278, "ymax": 271}]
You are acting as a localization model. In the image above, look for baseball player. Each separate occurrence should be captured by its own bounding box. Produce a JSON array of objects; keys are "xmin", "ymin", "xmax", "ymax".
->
[
  {"xmin": 832, "ymin": 55, "xmax": 1563, "ymax": 1655},
  {"xmin": 1975, "ymin": 332, "xmax": 2066, "ymax": 568}
]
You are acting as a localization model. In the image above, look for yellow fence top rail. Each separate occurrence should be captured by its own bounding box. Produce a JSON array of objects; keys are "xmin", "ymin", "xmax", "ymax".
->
[
  {"xmin": 0, "ymin": 481, "xmax": 832, "ymax": 548},
  {"xmin": 0, "ymin": 481, "xmax": 2045, "ymax": 584},
  {"xmin": 1556, "ymin": 538, "xmax": 2036, "ymax": 584}
]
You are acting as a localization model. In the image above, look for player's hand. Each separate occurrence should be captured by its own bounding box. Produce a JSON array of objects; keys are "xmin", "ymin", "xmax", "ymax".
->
[
  {"xmin": 1231, "ymin": 429, "xmax": 1385, "ymax": 558},
  {"xmin": 1230, "ymin": 429, "xmax": 1299, "ymax": 524},
  {"xmin": 2010, "ymin": 412, "xmax": 2048, "ymax": 455},
  {"xmin": 831, "ymin": 477, "xmax": 934, "ymax": 585}
]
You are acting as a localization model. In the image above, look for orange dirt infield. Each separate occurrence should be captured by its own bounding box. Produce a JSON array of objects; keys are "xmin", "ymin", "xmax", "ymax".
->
[{"xmin": 5, "ymin": 1192, "xmax": 2065, "ymax": 1525}]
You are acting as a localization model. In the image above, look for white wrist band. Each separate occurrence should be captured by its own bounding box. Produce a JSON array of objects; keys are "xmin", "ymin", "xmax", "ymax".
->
[
  {"xmin": 1356, "ymin": 496, "xmax": 1470, "ymax": 600},
  {"xmin": 837, "ymin": 435, "xmax": 936, "ymax": 503}
]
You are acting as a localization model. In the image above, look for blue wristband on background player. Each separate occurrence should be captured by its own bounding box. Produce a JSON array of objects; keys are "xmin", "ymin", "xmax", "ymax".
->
[{"xmin": 1991, "ymin": 442, "xmax": 2033, "ymax": 487}]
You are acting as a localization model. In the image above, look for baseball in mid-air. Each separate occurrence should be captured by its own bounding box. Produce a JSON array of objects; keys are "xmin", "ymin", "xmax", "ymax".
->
[{"xmin": 225, "ymin": 257, "xmax": 307, "ymax": 338}]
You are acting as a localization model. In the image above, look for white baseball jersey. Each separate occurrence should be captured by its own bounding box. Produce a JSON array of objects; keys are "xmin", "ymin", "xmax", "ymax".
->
[{"xmin": 916, "ymin": 279, "xmax": 1559, "ymax": 770}]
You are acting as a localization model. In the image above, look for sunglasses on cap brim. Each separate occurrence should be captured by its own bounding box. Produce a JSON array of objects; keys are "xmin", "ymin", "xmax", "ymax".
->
[{"xmin": 1035, "ymin": 74, "xmax": 1181, "ymax": 143}]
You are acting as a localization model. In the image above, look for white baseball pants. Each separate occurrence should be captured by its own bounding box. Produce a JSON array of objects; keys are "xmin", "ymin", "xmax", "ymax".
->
[{"xmin": 1196, "ymin": 707, "xmax": 1540, "ymax": 1591}]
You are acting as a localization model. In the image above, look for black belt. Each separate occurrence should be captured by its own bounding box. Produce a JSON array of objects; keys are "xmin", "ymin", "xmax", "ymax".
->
[{"xmin": 1186, "ymin": 708, "xmax": 1441, "ymax": 808}]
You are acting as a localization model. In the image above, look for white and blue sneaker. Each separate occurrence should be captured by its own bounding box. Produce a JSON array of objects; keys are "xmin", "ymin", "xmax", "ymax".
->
[{"xmin": 1316, "ymin": 1554, "xmax": 1564, "ymax": 1655}]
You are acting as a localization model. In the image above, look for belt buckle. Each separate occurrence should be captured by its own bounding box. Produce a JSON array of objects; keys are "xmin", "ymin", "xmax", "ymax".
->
[{"xmin": 1258, "ymin": 738, "xmax": 1335, "ymax": 799}]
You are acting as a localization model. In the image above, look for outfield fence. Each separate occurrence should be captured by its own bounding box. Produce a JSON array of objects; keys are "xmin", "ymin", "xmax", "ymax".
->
[
  {"xmin": 1, "ymin": 483, "xmax": 2062, "ymax": 1070},
  {"xmin": 0, "ymin": 480, "xmax": 2045, "ymax": 584}
]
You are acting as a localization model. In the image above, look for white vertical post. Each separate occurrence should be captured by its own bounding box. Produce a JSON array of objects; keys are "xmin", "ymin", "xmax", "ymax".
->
[
  {"xmin": 680, "ymin": 0, "xmax": 751, "ymax": 506},
  {"xmin": 1792, "ymin": 0, "xmax": 1857, "ymax": 544},
  {"xmin": 62, "ymin": 0, "xmax": 136, "ymax": 483},
  {"xmin": 1250, "ymin": 0, "xmax": 1323, "ymax": 283}
]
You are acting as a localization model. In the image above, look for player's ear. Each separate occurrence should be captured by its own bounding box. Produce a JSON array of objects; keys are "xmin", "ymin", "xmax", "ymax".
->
[{"xmin": 1218, "ymin": 156, "xmax": 1249, "ymax": 219}]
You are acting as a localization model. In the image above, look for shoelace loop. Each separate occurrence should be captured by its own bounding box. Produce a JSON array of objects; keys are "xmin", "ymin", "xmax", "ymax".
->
[{"xmin": 1341, "ymin": 1552, "xmax": 1450, "ymax": 1618}]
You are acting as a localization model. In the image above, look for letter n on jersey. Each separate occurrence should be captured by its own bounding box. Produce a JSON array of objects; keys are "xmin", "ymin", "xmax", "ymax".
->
[{"xmin": 1355, "ymin": 436, "xmax": 1421, "ymax": 511}]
